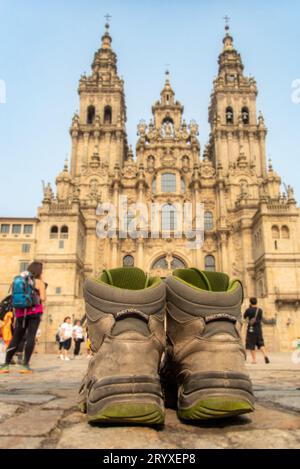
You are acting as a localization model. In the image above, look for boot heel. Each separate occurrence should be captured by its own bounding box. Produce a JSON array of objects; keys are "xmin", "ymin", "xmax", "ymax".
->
[
  {"xmin": 178, "ymin": 372, "xmax": 255, "ymax": 420},
  {"xmin": 87, "ymin": 376, "xmax": 165, "ymax": 425}
]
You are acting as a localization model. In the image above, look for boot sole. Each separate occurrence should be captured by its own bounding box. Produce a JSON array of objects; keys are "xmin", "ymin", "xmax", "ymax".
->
[
  {"xmin": 87, "ymin": 375, "xmax": 165, "ymax": 425},
  {"xmin": 178, "ymin": 372, "xmax": 255, "ymax": 420},
  {"xmin": 179, "ymin": 395, "xmax": 254, "ymax": 420},
  {"xmin": 88, "ymin": 400, "xmax": 164, "ymax": 425}
]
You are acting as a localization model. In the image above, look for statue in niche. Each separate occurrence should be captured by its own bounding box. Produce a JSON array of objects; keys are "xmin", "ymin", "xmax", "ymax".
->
[
  {"xmin": 147, "ymin": 156, "xmax": 155, "ymax": 172},
  {"xmin": 182, "ymin": 156, "xmax": 190, "ymax": 172},
  {"xmin": 240, "ymin": 180, "xmax": 249, "ymax": 198},
  {"xmin": 165, "ymin": 120, "xmax": 173, "ymax": 136},
  {"xmin": 89, "ymin": 178, "xmax": 100, "ymax": 199}
]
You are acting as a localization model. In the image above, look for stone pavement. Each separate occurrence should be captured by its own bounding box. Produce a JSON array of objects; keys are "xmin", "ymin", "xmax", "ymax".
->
[{"xmin": 0, "ymin": 353, "xmax": 299, "ymax": 449}]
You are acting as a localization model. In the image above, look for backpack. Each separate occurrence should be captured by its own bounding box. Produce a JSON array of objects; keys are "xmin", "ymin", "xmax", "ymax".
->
[
  {"xmin": 55, "ymin": 325, "xmax": 62, "ymax": 343},
  {"xmin": 11, "ymin": 272, "xmax": 36, "ymax": 310},
  {"xmin": 0, "ymin": 295, "xmax": 13, "ymax": 321}
]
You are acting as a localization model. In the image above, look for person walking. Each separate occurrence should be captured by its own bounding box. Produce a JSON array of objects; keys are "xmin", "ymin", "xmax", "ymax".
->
[
  {"xmin": 73, "ymin": 320, "xmax": 84, "ymax": 358},
  {"xmin": 244, "ymin": 297, "xmax": 270, "ymax": 364},
  {"xmin": 0, "ymin": 262, "xmax": 46, "ymax": 374},
  {"xmin": 59, "ymin": 317, "xmax": 72, "ymax": 361}
]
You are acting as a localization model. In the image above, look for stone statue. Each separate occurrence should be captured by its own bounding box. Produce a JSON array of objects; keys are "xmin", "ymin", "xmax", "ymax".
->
[
  {"xmin": 137, "ymin": 120, "xmax": 147, "ymax": 136},
  {"xmin": 164, "ymin": 120, "xmax": 173, "ymax": 136}
]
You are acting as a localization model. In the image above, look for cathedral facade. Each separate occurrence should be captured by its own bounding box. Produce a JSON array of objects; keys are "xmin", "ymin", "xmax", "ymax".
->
[{"xmin": 1, "ymin": 24, "xmax": 300, "ymax": 351}]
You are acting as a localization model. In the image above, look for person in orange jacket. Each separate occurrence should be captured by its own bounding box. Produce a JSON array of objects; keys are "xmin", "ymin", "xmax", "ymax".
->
[{"xmin": 1, "ymin": 311, "xmax": 14, "ymax": 348}]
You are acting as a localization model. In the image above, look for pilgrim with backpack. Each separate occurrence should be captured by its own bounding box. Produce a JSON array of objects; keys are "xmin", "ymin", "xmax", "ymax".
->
[{"xmin": 0, "ymin": 262, "xmax": 47, "ymax": 374}]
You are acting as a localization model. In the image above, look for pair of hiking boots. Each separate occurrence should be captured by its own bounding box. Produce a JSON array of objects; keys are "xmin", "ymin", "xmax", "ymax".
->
[{"xmin": 78, "ymin": 267, "xmax": 254, "ymax": 424}]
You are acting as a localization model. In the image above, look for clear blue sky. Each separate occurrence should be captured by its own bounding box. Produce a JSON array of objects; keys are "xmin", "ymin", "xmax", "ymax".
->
[{"xmin": 0, "ymin": 0, "xmax": 299, "ymax": 217}]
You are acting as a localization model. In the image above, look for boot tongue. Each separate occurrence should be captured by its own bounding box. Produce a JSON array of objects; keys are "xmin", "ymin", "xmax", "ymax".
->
[
  {"xmin": 202, "ymin": 271, "xmax": 230, "ymax": 292},
  {"xmin": 101, "ymin": 267, "xmax": 149, "ymax": 290},
  {"xmin": 173, "ymin": 268, "xmax": 212, "ymax": 291},
  {"xmin": 173, "ymin": 268, "xmax": 230, "ymax": 292}
]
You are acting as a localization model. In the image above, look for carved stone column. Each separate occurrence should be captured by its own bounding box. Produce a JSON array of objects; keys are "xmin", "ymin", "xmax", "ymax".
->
[
  {"xmin": 83, "ymin": 132, "xmax": 90, "ymax": 167},
  {"xmin": 111, "ymin": 238, "xmax": 119, "ymax": 268},
  {"xmin": 137, "ymin": 237, "xmax": 144, "ymax": 269},
  {"xmin": 219, "ymin": 231, "xmax": 228, "ymax": 274}
]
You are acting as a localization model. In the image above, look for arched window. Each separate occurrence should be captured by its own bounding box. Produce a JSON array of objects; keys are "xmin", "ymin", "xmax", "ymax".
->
[
  {"xmin": 272, "ymin": 225, "xmax": 280, "ymax": 239},
  {"xmin": 152, "ymin": 177, "xmax": 156, "ymax": 193},
  {"xmin": 161, "ymin": 173, "xmax": 176, "ymax": 192},
  {"xmin": 258, "ymin": 279, "xmax": 265, "ymax": 298},
  {"xmin": 205, "ymin": 255, "xmax": 216, "ymax": 272},
  {"xmin": 104, "ymin": 106, "xmax": 112, "ymax": 124},
  {"xmin": 171, "ymin": 256, "xmax": 186, "ymax": 270},
  {"xmin": 226, "ymin": 107, "xmax": 234, "ymax": 125},
  {"xmin": 50, "ymin": 226, "xmax": 59, "ymax": 239},
  {"xmin": 151, "ymin": 256, "xmax": 168, "ymax": 270},
  {"xmin": 60, "ymin": 225, "xmax": 69, "ymax": 239},
  {"xmin": 181, "ymin": 178, "xmax": 186, "ymax": 194},
  {"xmin": 204, "ymin": 211, "xmax": 214, "ymax": 231},
  {"xmin": 161, "ymin": 204, "xmax": 177, "ymax": 232},
  {"xmin": 281, "ymin": 225, "xmax": 290, "ymax": 239},
  {"xmin": 123, "ymin": 255, "xmax": 134, "ymax": 267},
  {"xmin": 241, "ymin": 107, "xmax": 250, "ymax": 125},
  {"xmin": 87, "ymin": 105, "xmax": 96, "ymax": 125}
]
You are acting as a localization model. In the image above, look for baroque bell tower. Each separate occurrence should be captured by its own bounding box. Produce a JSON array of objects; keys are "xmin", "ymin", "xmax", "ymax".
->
[
  {"xmin": 70, "ymin": 22, "xmax": 128, "ymax": 177},
  {"xmin": 208, "ymin": 24, "xmax": 267, "ymax": 178}
]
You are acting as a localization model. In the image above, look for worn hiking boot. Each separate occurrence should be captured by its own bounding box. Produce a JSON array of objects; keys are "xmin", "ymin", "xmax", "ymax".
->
[
  {"xmin": 164, "ymin": 268, "xmax": 255, "ymax": 420},
  {"xmin": 81, "ymin": 267, "xmax": 166, "ymax": 425}
]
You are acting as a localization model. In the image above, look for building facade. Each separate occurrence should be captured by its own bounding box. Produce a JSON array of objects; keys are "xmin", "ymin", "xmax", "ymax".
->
[{"xmin": 1, "ymin": 24, "xmax": 300, "ymax": 351}]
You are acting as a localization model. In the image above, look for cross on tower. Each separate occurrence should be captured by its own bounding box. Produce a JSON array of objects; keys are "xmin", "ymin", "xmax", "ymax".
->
[
  {"xmin": 165, "ymin": 64, "xmax": 171, "ymax": 77},
  {"xmin": 223, "ymin": 15, "xmax": 231, "ymax": 30}
]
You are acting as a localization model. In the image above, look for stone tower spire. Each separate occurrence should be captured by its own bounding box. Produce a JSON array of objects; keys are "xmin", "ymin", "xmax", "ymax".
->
[
  {"xmin": 218, "ymin": 24, "xmax": 244, "ymax": 77},
  {"xmin": 92, "ymin": 22, "xmax": 117, "ymax": 76},
  {"xmin": 160, "ymin": 70, "xmax": 175, "ymax": 106},
  {"xmin": 207, "ymin": 25, "xmax": 267, "ymax": 177}
]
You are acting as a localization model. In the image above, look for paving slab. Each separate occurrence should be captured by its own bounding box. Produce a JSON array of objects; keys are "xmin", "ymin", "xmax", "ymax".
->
[
  {"xmin": 0, "ymin": 393, "xmax": 55, "ymax": 405},
  {"xmin": 0, "ymin": 403, "xmax": 20, "ymax": 422},
  {"xmin": 0, "ymin": 436, "xmax": 43, "ymax": 449},
  {"xmin": 42, "ymin": 398, "xmax": 78, "ymax": 411},
  {"xmin": 0, "ymin": 409, "xmax": 64, "ymax": 437}
]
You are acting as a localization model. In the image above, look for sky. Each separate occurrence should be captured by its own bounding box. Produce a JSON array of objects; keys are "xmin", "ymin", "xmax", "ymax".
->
[{"xmin": 0, "ymin": 0, "xmax": 299, "ymax": 217}]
